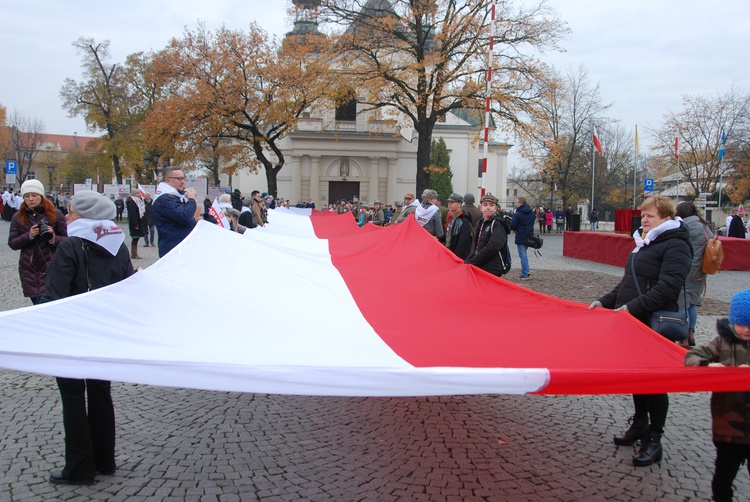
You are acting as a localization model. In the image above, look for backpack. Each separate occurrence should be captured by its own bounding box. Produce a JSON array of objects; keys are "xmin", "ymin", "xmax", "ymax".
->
[
  {"xmin": 701, "ymin": 226, "xmax": 724, "ymax": 274},
  {"xmin": 497, "ymin": 215, "xmax": 513, "ymax": 275}
]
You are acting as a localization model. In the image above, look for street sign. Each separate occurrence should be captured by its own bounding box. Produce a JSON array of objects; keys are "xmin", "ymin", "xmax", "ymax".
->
[
  {"xmin": 704, "ymin": 201, "xmax": 718, "ymax": 206},
  {"xmin": 643, "ymin": 178, "xmax": 654, "ymax": 192},
  {"xmin": 5, "ymin": 161, "xmax": 17, "ymax": 174},
  {"xmin": 699, "ymin": 192, "xmax": 712, "ymax": 197}
]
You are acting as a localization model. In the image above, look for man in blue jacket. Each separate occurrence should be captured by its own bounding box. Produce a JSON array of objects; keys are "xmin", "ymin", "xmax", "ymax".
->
[
  {"xmin": 153, "ymin": 167, "xmax": 198, "ymax": 257},
  {"xmin": 510, "ymin": 196, "xmax": 536, "ymax": 280}
]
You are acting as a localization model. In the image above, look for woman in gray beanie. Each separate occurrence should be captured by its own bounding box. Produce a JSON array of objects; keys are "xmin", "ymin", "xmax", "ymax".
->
[{"xmin": 40, "ymin": 190, "xmax": 135, "ymax": 485}]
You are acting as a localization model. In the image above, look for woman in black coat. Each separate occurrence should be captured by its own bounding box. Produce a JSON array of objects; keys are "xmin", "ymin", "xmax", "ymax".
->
[
  {"xmin": 41, "ymin": 190, "xmax": 134, "ymax": 485},
  {"xmin": 590, "ymin": 195, "xmax": 691, "ymax": 467},
  {"xmin": 125, "ymin": 190, "xmax": 146, "ymax": 259}
]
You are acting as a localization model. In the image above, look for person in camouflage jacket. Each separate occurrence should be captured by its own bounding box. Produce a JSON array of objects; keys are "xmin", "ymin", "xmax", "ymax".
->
[{"xmin": 685, "ymin": 289, "xmax": 750, "ymax": 502}]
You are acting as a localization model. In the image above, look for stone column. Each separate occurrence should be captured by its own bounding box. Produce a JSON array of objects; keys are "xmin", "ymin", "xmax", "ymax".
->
[
  {"xmin": 386, "ymin": 157, "xmax": 397, "ymax": 207},
  {"xmin": 368, "ymin": 157, "xmax": 379, "ymax": 204},
  {"xmin": 310, "ymin": 156, "xmax": 320, "ymax": 206},
  {"xmin": 291, "ymin": 156, "xmax": 302, "ymax": 204}
]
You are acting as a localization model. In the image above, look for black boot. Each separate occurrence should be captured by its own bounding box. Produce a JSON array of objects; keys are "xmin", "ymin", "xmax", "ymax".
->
[
  {"xmin": 613, "ymin": 415, "xmax": 648, "ymax": 446},
  {"xmin": 633, "ymin": 430, "xmax": 663, "ymax": 467}
]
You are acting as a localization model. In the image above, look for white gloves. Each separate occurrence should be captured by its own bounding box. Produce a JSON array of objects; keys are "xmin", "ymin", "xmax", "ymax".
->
[{"xmin": 589, "ymin": 301, "xmax": 602, "ymax": 310}]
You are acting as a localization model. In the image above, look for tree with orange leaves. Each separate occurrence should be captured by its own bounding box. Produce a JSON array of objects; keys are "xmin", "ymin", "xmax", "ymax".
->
[{"xmin": 147, "ymin": 21, "xmax": 334, "ymax": 196}]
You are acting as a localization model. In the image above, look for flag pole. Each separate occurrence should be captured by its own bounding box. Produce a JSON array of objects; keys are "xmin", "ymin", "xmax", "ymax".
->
[
  {"xmin": 633, "ymin": 125, "xmax": 638, "ymax": 208},
  {"xmin": 480, "ymin": 2, "xmax": 496, "ymax": 198},
  {"xmin": 591, "ymin": 140, "xmax": 595, "ymax": 218}
]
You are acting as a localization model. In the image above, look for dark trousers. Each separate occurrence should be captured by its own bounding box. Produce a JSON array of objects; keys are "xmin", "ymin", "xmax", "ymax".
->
[
  {"xmin": 55, "ymin": 377, "xmax": 116, "ymax": 480},
  {"xmin": 632, "ymin": 393, "xmax": 668, "ymax": 431},
  {"xmin": 712, "ymin": 442, "xmax": 750, "ymax": 502}
]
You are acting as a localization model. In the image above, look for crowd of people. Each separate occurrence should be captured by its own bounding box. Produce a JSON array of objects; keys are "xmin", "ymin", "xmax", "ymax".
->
[{"xmin": 3, "ymin": 176, "xmax": 750, "ymax": 496}]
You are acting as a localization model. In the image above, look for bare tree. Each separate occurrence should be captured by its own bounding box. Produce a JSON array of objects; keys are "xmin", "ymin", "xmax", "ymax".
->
[
  {"xmin": 60, "ymin": 38, "xmax": 142, "ymax": 184},
  {"xmin": 654, "ymin": 86, "xmax": 750, "ymax": 198},
  {"xmin": 518, "ymin": 65, "xmax": 611, "ymax": 207},
  {"xmin": 7, "ymin": 110, "xmax": 46, "ymax": 185}
]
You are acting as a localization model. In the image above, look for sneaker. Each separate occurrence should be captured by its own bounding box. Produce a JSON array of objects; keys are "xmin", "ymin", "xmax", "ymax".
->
[{"xmin": 518, "ymin": 275, "xmax": 529, "ymax": 280}]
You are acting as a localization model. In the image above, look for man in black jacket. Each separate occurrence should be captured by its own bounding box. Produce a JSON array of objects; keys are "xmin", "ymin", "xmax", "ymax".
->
[{"xmin": 441, "ymin": 193, "xmax": 473, "ymax": 260}]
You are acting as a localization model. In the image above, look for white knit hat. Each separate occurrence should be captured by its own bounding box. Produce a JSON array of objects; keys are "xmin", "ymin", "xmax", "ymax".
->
[{"xmin": 20, "ymin": 179, "xmax": 45, "ymax": 197}]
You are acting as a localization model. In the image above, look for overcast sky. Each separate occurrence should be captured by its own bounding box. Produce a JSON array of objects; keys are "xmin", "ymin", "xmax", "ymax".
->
[{"xmin": 2, "ymin": 0, "xmax": 749, "ymax": 166}]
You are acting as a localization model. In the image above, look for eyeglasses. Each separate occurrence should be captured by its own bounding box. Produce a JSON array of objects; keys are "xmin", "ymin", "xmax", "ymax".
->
[{"xmin": 168, "ymin": 176, "xmax": 186, "ymax": 181}]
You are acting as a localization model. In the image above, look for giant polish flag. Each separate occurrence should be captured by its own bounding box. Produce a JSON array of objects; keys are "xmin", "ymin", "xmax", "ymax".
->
[{"xmin": 0, "ymin": 209, "xmax": 748, "ymax": 397}]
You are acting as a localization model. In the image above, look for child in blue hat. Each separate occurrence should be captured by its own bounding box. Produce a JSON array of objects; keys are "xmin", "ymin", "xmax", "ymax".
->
[{"xmin": 685, "ymin": 289, "xmax": 750, "ymax": 502}]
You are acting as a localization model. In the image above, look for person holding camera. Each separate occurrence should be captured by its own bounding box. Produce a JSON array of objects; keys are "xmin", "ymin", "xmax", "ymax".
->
[{"xmin": 7, "ymin": 179, "xmax": 67, "ymax": 304}]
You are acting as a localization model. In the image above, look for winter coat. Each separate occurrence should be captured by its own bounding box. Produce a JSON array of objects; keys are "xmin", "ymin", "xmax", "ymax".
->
[
  {"xmin": 545, "ymin": 211, "xmax": 553, "ymax": 226},
  {"xmin": 126, "ymin": 196, "xmax": 146, "ymax": 237},
  {"xmin": 598, "ymin": 224, "xmax": 692, "ymax": 323},
  {"xmin": 372, "ymin": 208, "xmax": 385, "ymax": 226},
  {"xmin": 8, "ymin": 205, "xmax": 67, "ymax": 298},
  {"xmin": 461, "ymin": 203, "xmax": 482, "ymax": 229},
  {"xmin": 681, "ymin": 215, "xmax": 711, "ymax": 307},
  {"xmin": 152, "ymin": 193, "xmax": 197, "ymax": 257},
  {"xmin": 238, "ymin": 209, "xmax": 257, "ymax": 229},
  {"xmin": 442, "ymin": 210, "xmax": 473, "ymax": 260},
  {"xmin": 465, "ymin": 213, "xmax": 510, "ymax": 277},
  {"xmin": 728, "ymin": 214, "xmax": 746, "ymax": 238},
  {"xmin": 685, "ymin": 319, "xmax": 750, "ymax": 445},
  {"xmin": 510, "ymin": 204, "xmax": 535, "ymax": 245},
  {"xmin": 41, "ymin": 236, "xmax": 134, "ymax": 302},
  {"xmin": 144, "ymin": 199, "xmax": 155, "ymax": 226}
]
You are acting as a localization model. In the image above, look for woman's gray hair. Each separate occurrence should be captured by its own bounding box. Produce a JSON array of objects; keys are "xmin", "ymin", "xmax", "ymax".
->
[{"xmin": 421, "ymin": 189, "xmax": 438, "ymax": 202}]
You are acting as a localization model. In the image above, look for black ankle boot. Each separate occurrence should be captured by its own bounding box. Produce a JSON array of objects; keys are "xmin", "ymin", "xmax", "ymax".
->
[
  {"xmin": 633, "ymin": 430, "xmax": 663, "ymax": 466},
  {"xmin": 614, "ymin": 415, "xmax": 648, "ymax": 446}
]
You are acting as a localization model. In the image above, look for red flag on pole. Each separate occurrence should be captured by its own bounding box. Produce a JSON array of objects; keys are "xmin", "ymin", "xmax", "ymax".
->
[
  {"xmin": 674, "ymin": 136, "xmax": 679, "ymax": 160},
  {"xmin": 593, "ymin": 126, "xmax": 603, "ymax": 154}
]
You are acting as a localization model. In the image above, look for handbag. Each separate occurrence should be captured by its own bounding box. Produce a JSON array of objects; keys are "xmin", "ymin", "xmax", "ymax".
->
[
  {"xmin": 630, "ymin": 254, "xmax": 689, "ymax": 342},
  {"xmin": 700, "ymin": 225, "xmax": 724, "ymax": 274},
  {"xmin": 523, "ymin": 219, "xmax": 543, "ymax": 254}
]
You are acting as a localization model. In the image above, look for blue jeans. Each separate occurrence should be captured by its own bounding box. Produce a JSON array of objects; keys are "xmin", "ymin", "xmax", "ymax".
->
[
  {"xmin": 688, "ymin": 304, "xmax": 698, "ymax": 330},
  {"xmin": 517, "ymin": 244, "xmax": 529, "ymax": 277},
  {"xmin": 147, "ymin": 225, "xmax": 156, "ymax": 245}
]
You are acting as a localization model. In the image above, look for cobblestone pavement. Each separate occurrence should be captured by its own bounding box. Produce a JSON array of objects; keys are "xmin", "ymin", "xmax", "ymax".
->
[{"xmin": 1, "ymin": 222, "xmax": 749, "ymax": 501}]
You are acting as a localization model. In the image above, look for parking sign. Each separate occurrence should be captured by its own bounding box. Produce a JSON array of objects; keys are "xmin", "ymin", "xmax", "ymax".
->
[
  {"xmin": 5, "ymin": 161, "xmax": 17, "ymax": 174},
  {"xmin": 643, "ymin": 178, "xmax": 654, "ymax": 192}
]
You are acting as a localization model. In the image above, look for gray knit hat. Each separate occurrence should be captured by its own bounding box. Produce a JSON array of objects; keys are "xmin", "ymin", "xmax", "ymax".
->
[{"xmin": 71, "ymin": 190, "xmax": 116, "ymax": 220}]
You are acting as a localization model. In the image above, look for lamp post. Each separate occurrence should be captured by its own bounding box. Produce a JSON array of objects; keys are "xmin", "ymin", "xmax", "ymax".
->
[{"xmin": 47, "ymin": 164, "xmax": 56, "ymax": 192}]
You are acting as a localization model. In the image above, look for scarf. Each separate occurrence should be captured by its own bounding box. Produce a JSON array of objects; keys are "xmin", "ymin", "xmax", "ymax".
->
[
  {"xmin": 414, "ymin": 202, "xmax": 438, "ymax": 227},
  {"xmin": 153, "ymin": 182, "xmax": 188, "ymax": 203},
  {"xmin": 632, "ymin": 217, "xmax": 682, "ymax": 253},
  {"xmin": 132, "ymin": 196, "xmax": 145, "ymax": 217},
  {"xmin": 67, "ymin": 218, "xmax": 125, "ymax": 256}
]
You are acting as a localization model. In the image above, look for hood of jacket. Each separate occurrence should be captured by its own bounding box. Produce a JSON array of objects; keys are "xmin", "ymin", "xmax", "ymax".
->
[{"xmin": 717, "ymin": 317, "xmax": 750, "ymax": 346}]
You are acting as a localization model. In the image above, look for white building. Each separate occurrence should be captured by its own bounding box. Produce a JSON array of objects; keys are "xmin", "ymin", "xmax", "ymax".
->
[{"xmin": 220, "ymin": 0, "xmax": 510, "ymax": 207}]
